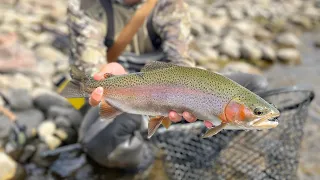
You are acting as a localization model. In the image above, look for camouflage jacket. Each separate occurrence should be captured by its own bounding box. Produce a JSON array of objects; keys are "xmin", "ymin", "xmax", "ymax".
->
[{"xmin": 67, "ymin": 0, "xmax": 195, "ymax": 75}]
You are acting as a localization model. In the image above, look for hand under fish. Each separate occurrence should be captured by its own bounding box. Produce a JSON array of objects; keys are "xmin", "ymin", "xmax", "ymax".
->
[{"xmin": 60, "ymin": 61, "xmax": 280, "ymax": 138}]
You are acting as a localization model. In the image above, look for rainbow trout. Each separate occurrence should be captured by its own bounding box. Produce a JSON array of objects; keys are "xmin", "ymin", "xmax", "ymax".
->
[{"xmin": 61, "ymin": 61, "xmax": 280, "ymax": 138}]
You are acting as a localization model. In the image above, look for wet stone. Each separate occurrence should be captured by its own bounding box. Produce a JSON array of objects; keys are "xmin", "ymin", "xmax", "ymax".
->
[
  {"xmin": 0, "ymin": 115, "xmax": 12, "ymax": 140},
  {"xmin": 32, "ymin": 88, "xmax": 71, "ymax": 112},
  {"xmin": 15, "ymin": 109, "xmax": 45, "ymax": 137},
  {"xmin": 54, "ymin": 116, "xmax": 72, "ymax": 128},
  {"xmin": 48, "ymin": 106, "xmax": 83, "ymax": 129},
  {"xmin": 50, "ymin": 153, "xmax": 87, "ymax": 178},
  {"xmin": 5, "ymin": 88, "xmax": 33, "ymax": 110},
  {"xmin": 19, "ymin": 144, "xmax": 36, "ymax": 163},
  {"xmin": 30, "ymin": 143, "xmax": 58, "ymax": 168}
]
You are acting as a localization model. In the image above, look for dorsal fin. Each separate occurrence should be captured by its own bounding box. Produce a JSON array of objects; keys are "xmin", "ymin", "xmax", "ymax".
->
[{"xmin": 141, "ymin": 61, "xmax": 177, "ymax": 72}]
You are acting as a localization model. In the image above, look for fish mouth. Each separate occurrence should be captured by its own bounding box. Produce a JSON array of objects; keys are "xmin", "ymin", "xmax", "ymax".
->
[{"xmin": 248, "ymin": 111, "xmax": 280, "ymax": 129}]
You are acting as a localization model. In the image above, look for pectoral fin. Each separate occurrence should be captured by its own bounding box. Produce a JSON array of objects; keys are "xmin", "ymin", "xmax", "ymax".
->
[
  {"xmin": 99, "ymin": 99, "xmax": 122, "ymax": 122},
  {"xmin": 201, "ymin": 123, "xmax": 228, "ymax": 138}
]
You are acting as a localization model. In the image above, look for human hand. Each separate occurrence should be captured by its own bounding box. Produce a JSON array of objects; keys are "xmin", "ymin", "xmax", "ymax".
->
[{"xmin": 88, "ymin": 62, "xmax": 198, "ymax": 124}]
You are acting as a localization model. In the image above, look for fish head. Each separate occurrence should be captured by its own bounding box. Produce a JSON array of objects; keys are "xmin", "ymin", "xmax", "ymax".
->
[{"xmin": 221, "ymin": 94, "xmax": 280, "ymax": 129}]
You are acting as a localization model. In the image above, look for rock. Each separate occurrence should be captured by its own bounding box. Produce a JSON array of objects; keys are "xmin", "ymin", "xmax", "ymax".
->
[
  {"xmin": 240, "ymin": 41, "xmax": 262, "ymax": 60},
  {"xmin": 38, "ymin": 121, "xmax": 56, "ymax": 139},
  {"xmin": 228, "ymin": 8, "xmax": 244, "ymax": 20},
  {"xmin": 0, "ymin": 151, "xmax": 17, "ymax": 180},
  {"xmin": 290, "ymin": 15, "xmax": 313, "ymax": 30},
  {"xmin": 277, "ymin": 48, "xmax": 301, "ymax": 64},
  {"xmin": 200, "ymin": 48, "xmax": 219, "ymax": 62},
  {"xmin": 0, "ymin": 74, "xmax": 33, "ymax": 91},
  {"xmin": 19, "ymin": 144, "xmax": 36, "ymax": 163},
  {"xmin": 32, "ymin": 88, "xmax": 71, "ymax": 112},
  {"xmin": 218, "ymin": 37, "xmax": 241, "ymax": 59},
  {"xmin": 43, "ymin": 135, "xmax": 62, "ymax": 150},
  {"xmin": 209, "ymin": 8, "xmax": 228, "ymax": 17},
  {"xmin": 51, "ymin": 34, "xmax": 70, "ymax": 55},
  {"xmin": 260, "ymin": 45, "xmax": 276, "ymax": 62},
  {"xmin": 55, "ymin": 60, "xmax": 69, "ymax": 73},
  {"xmin": 54, "ymin": 116, "xmax": 72, "ymax": 128},
  {"xmin": 5, "ymin": 88, "xmax": 33, "ymax": 110},
  {"xmin": 55, "ymin": 127, "xmax": 77, "ymax": 145},
  {"xmin": 34, "ymin": 45, "xmax": 67, "ymax": 63},
  {"xmin": 220, "ymin": 61, "xmax": 262, "ymax": 75},
  {"xmin": 0, "ymin": 115, "xmax": 12, "ymax": 140},
  {"xmin": 231, "ymin": 20, "xmax": 257, "ymax": 37},
  {"xmin": 191, "ymin": 24, "xmax": 205, "ymax": 37},
  {"xmin": 275, "ymin": 32, "xmax": 300, "ymax": 48},
  {"xmin": 74, "ymin": 164, "xmax": 95, "ymax": 180},
  {"xmin": 31, "ymin": 143, "xmax": 58, "ymax": 168},
  {"xmin": 15, "ymin": 109, "xmax": 45, "ymax": 137},
  {"xmin": 36, "ymin": 60, "xmax": 55, "ymax": 78},
  {"xmin": 50, "ymin": 153, "xmax": 86, "ymax": 178},
  {"xmin": 48, "ymin": 106, "xmax": 83, "ymax": 129},
  {"xmin": 255, "ymin": 28, "xmax": 272, "ymax": 41}
]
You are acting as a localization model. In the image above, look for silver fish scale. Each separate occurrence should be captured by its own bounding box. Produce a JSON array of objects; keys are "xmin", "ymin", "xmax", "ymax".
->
[{"xmin": 132, "ymin": 87, "xmax": 314, "ymax": 180}]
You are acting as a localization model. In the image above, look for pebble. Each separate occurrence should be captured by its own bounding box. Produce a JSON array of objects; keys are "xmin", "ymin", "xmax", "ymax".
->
[
  {"xmin": 277, "ymin": 48, "xmax": 301, "ymax": 64},
  {"xmin": 30, "ymin": 143, "xmax": 58, "ymax": 168},
  {"xmin": 255, "ymin": 28, "xmax": 272, "ymax": 41},
  {"xmin": 19, "ymin": 144, "xmax": 36, "ymax": 163},
  {"xmin": 240, "ymin": 41, "xmax": 262, "ymax": 60},
  {"xmin": 50, "ymin": 153, "xmax": 87, "ymax": 178},
  {"xmin": 0, "ymin": 115, "xmax": 12, "ymax": 141},
  {"xmin": 43, "ymin": 135, "xmax": 62, "ymax": 150},
  {"xmin": 220, "ymin": 61, "xmax": 263, "ymax": 75},
  {"xmin": 32, "ymin": 88, "xmax": 71, "ymax": 112},
  {"xmin": 218, "ymin": 37, "xmax": 241, "ymax": 59},
  {"xmin": 15, "ymin": 109, "xmax": 45, "ymax": 137},
  {"xmin": 4, "ymin": 88, "xmax": 33, "ymax": 110},
  {"xmin": 54, "ymin": 115, "xmax": 72, "ymax": 128},
  {"xmin": 34, "ymin": 45, "xmax": 67, "ymax": 63},
  {"xmin": 38, "ymin": 121, "xmax": 56, "ymax": 139},
  {"xmin": 0, "ymin": 151, "xmax": 18, "ymax": 180},
  {"xmin": 48, "ymin": 106, "xmax": 83, "ymax": 129},
  {"xmin": 260, "ymin": 45, "xmax": 277, "ymax": 62},
  {"xmin": 276, "ymin": 32, "xmax": 300, "ymax": 48}
]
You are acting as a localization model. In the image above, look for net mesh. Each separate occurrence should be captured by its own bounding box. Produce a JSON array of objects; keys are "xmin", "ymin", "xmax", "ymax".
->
[{"xmin": 146, "ymin": 87, "xmax": 314, "ymax": 180}]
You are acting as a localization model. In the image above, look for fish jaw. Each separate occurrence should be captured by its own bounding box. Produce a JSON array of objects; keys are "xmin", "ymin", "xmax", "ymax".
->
[{"xmin": 248, "ymin": 110, "xmax": 280, "ymax": 129}]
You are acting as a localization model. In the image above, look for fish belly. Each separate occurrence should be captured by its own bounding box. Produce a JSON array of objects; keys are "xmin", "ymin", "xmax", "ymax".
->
[{"xmin": 104, "ymin": 85, "xmax": 225, "ymax": 122}]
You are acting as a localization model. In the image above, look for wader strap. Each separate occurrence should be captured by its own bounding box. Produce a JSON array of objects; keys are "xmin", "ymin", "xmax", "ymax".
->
[
  {"xmin": 147, "ymin": 9, "xmax": 162, "ymax": 50},
  {"xmin": 99, "ymin": 0, "xmax": 115, "ymax": 48}
]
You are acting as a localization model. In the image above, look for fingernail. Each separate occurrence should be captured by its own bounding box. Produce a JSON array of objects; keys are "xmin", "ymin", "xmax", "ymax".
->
[{"xmin": 96, "ymin": 87, "xmax": 103, "ymax": 94}]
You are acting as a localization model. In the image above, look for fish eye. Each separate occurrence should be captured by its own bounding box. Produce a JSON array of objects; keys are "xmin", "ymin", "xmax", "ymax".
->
[{"xmin": 253, "ymin": 107, "xmax": 264, "ymax": 116}]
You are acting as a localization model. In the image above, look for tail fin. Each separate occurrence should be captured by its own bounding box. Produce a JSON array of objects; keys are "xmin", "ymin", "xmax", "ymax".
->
[
  {"xmin": 59, "ymin": 80, "xmax": 88, "ymax": 98},
  {"xmin": 59, "ymin": 65, "xmax": 88, "ymax": 98},
  {"xmin": 70, "ymin": 65, "xmax": 86, "ymax": 81}
]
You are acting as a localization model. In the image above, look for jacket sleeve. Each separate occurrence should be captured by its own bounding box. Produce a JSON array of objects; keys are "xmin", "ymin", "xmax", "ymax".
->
[{"xmin": 151, "ymin": 0, "xmax": 196, "ymax": 67}]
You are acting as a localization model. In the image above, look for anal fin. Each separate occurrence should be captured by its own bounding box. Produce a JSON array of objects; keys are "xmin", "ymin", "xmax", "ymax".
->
[
  {"xmin": 99, "ymin": 99, "xmax": 122, "ymax": 122},
  {"xmin": 161, "ymin": 117, "xmax": 172, "ymax": 129},
  {"xmin": 148, "ymin": 116, "xmax": 171, "ymax": 138},
  {"xmin": 201, "ymin": 123, "xmax": 228, "ymax": 138}
]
